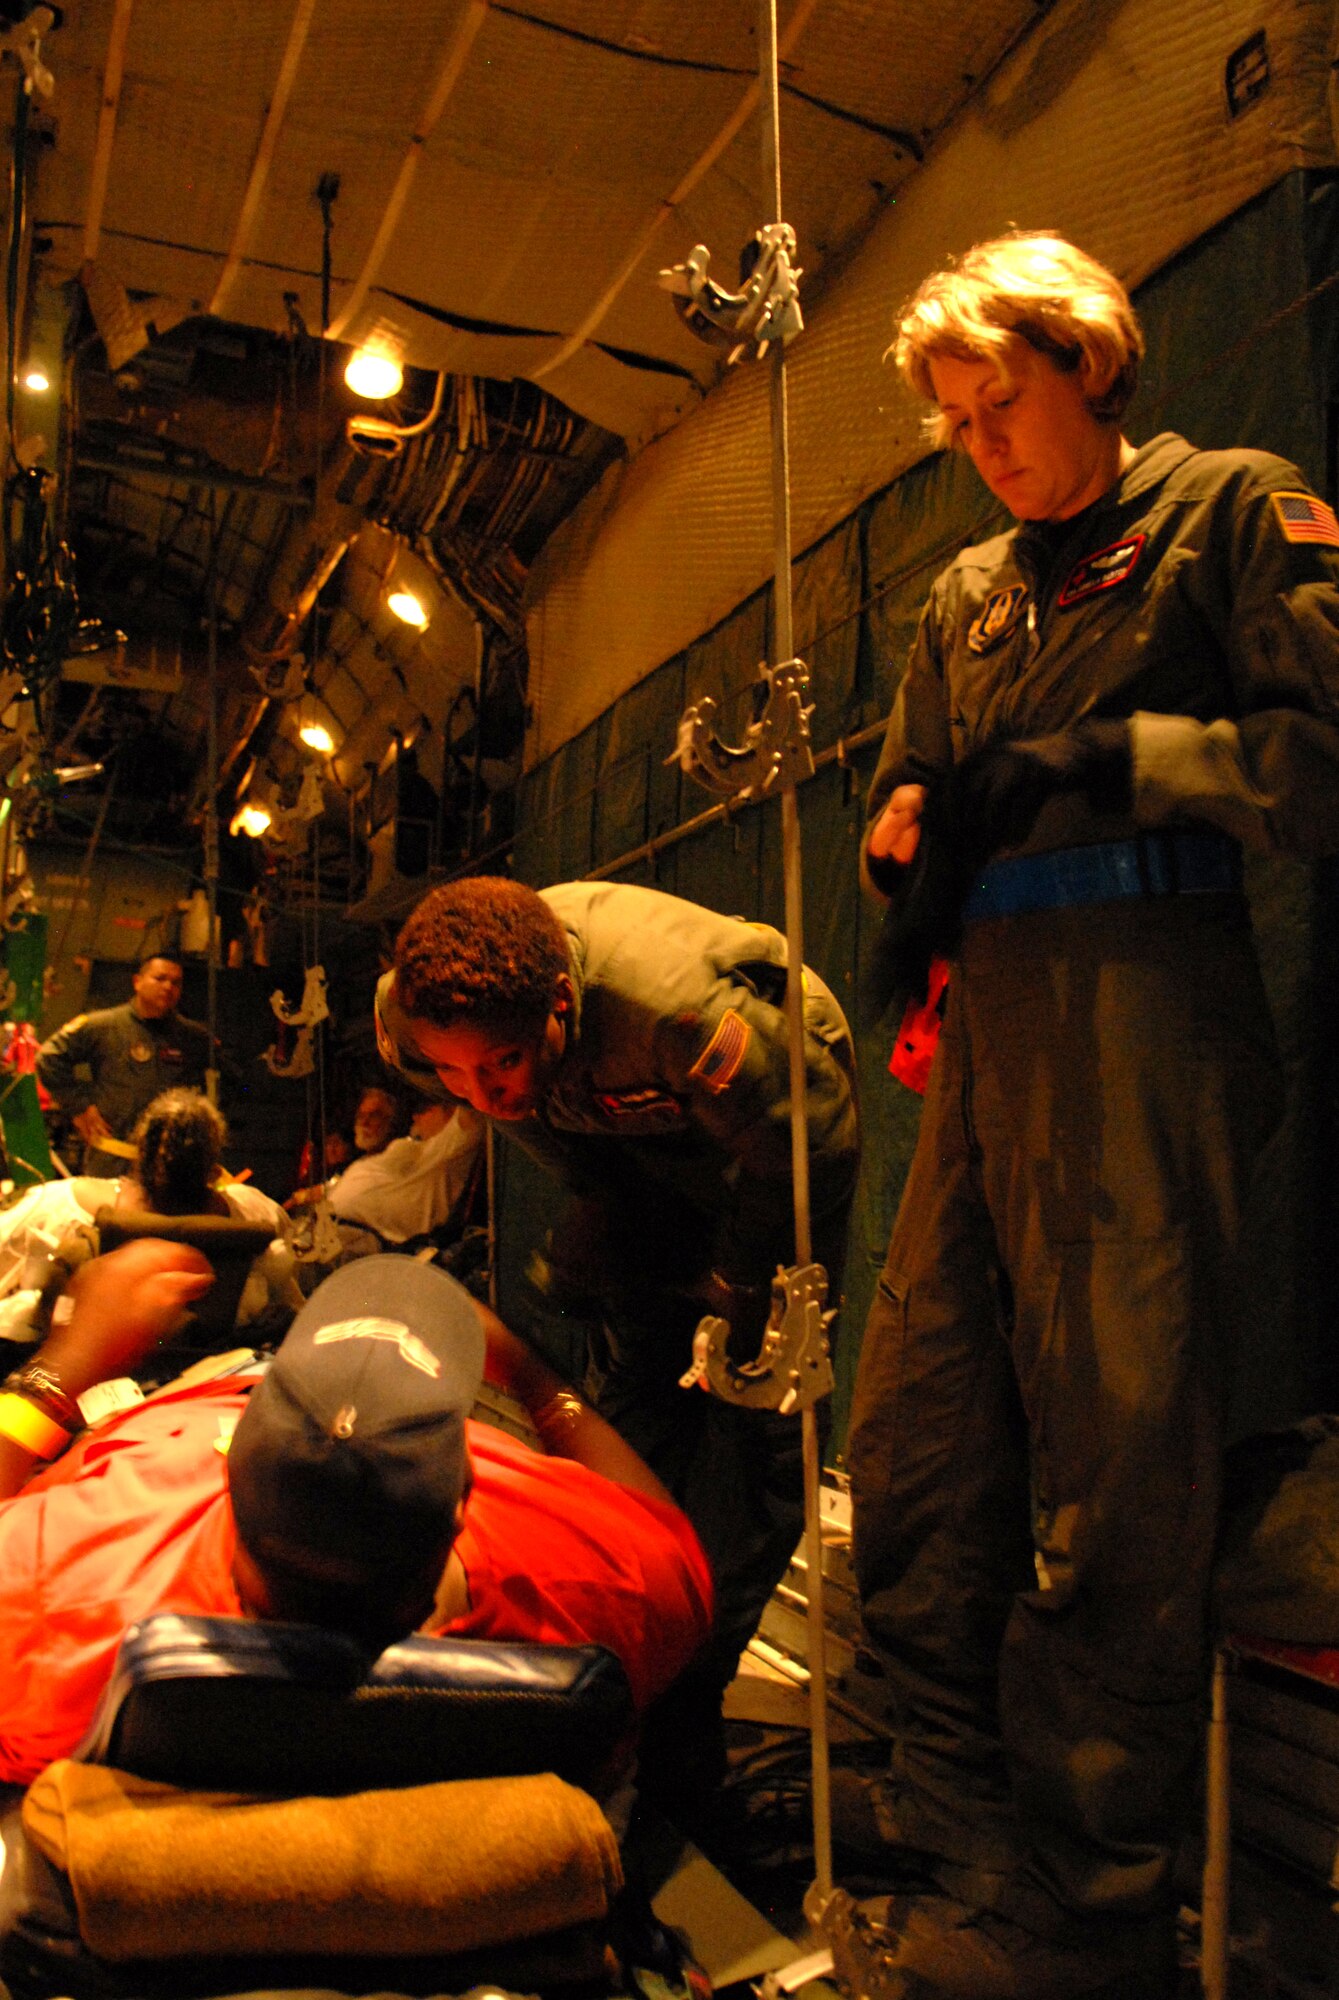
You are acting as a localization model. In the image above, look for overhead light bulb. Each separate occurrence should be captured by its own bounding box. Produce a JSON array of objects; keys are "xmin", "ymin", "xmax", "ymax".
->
[
  {"xmin": 230, "ymin": 801, "xmax": 273, "ymax": 838},
  {"xmin": 345, "ymin": 347, "xmax": 403, "ymax": 399},
  {"xmin": 22, "ymin": 367, "xmax": 49, "ymax": 394},
  {"xmin": 387, "ymin": 588, "xmax": 428, "ymax": 629},
  {"xmin": 299, "ymin": 719, "xmax": 336, "ymax": 754}
]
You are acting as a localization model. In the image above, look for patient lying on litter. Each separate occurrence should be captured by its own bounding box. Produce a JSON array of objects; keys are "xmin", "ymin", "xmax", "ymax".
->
[{"xmin": 0, "ymin": 1240, "xmax": 713, "ymax": 1784}]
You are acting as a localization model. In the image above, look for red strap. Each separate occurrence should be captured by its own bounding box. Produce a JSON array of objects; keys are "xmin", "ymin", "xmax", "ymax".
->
[{"xmin": 888, "ymin": 958, "xmax": 950, "ymax": 1094}]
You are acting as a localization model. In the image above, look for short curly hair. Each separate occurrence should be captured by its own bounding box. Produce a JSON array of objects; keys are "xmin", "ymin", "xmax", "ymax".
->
[
  {"xmin": 132, "ymin": 1088, "xmax": 226, "ymax": 1214},
  {"xmin": 394, "ymin": 877, "xmax": 569, "ymax": 1031},
  {"xmin": 893, "ymin": 232, "xmax": 1143, "ymax": 449}
]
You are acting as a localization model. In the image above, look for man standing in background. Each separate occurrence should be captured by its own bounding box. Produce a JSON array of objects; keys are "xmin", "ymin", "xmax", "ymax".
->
[
  {"xmin": 377, "ymin": 875, "xmax": 858, "ymax": 1818},
  {"xmin": 38, "ymin": 953, "xmax": 212, "ymax": 1176}
]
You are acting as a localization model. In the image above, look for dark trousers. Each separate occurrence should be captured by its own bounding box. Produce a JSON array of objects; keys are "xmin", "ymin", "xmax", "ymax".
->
[
  {"xmin": 847, "ymin": 895, "xmax": 1282, "ymax": 1929},
  {"xmin": 566, "ymin": 1167, "xmax": 849, "ymax": 1689},
  {"xmin": 590, "ymin": 1287, "xmax": 814, "ymax": 1690}
]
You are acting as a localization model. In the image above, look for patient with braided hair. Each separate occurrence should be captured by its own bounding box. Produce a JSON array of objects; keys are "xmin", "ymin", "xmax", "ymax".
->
[
  {"xmin": 124, "ymin": 1089, "xmax": 236, "ymax": 1215},
  {"xmin": 0, "ymin": 1089, "xmax": 300, "ymax": 1346}
]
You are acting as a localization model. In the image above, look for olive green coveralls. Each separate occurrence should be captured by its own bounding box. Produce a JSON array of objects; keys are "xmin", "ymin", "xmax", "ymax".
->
[
  {"xmin": 849, "ymin": 435, "xmax": 1339, "ymax": 1932},
  {"xmin": 37, "ymin": 1000, "xmax": 213, "ymax": 1174},
  {"xmin": 378, "ymin": 879, "xmax": 859, "ymax": 1681}
]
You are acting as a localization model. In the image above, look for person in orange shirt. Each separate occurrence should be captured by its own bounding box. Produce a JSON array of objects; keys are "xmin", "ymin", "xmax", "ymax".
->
[{"xmin": 0, "ymin": 1245, "xmax": 712, "ymax": 1786}]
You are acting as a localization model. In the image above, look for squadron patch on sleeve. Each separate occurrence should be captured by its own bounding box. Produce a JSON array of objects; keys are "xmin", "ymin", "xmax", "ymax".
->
[
  {"xmin": 688, "ymin": 1008, "xmax": 752, "ymax": 1094},
  {"xmin": 966, "ymin": 585, "xmax": 1027, "ymax": 654},
  {"xmin": 1057, "ymin": 534, "xmax": 1146, "ymax": 608},
  {"xmin": 1271, "ymin": 490, "xmax": 1339, "ymax": 549}
]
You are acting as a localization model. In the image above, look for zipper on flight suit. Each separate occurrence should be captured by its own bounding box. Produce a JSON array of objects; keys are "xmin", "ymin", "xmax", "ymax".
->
[
  {"xmin": 981, "ymin": 564, "xmax": 1043, "ymax": 730},
  {"xmin": 992, "ymin": 512, "xmax": 1096, "ymax": 716}
]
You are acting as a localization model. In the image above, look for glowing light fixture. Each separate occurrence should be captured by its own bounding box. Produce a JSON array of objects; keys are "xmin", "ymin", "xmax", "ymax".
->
[
  {"xmin": 22, "ymin": 367, "xmax": 49, "ymax": 393},
  {"xmin": 387, "ymin": 588, "xmax": 428, "ymax": 630},
  {"xmin": 345, "ymin": 347, "xmax": 403, "ymax": 400},
  {"xmin": 230, "ymin": 800, "xmax": 273, "ymax": 839},
  {"xmin": 299, "ymin": 718, "xmax": 336, "ymax": 754}
]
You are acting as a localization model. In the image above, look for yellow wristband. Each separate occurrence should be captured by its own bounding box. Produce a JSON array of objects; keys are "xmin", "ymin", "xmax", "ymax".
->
[{"xmin": 0, "ymin": 1392, "xmax": 71, "ymax": 1459}]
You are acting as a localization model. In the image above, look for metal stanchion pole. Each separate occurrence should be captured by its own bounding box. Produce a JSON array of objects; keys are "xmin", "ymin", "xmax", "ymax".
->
[
  {"xmin": 204, "ymin": 496, "xmax": 219, "ymax": 1105},
  {"xmin": 663, "ymin": 0, "xmax": 834, "ymax": 1917},
  {"xmin": 759, "ymin": 0, "xmax": 831, "ymax": 1900}
]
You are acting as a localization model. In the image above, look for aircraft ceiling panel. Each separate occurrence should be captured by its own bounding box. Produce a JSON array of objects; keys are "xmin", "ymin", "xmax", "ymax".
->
[{"xmin": 32, "ymin": 0, "xmax": 1042, "ymax": 439}]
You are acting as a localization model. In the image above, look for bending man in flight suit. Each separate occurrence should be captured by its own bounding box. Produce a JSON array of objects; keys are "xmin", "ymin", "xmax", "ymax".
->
[{"xmin": 376, "ymin": 875, "xmax": 859, "ymax": 1796}]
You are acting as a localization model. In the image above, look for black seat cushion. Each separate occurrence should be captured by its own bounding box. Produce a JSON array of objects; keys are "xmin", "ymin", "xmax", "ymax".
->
[{"xmin": 79, "ymin": 1612, "xmax": 634, "ymax": 1795}]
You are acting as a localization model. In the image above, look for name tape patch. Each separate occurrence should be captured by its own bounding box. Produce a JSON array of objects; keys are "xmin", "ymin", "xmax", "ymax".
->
[
  {"xmin": 688, "ymin": 1008, "xmax": 752, "ymax": 1094},
  {"xmin": 1057, "ymin": 534, "xmax": 1146, "ymax": 608},
  {"xmin": 595, "ymin": 1087, "xmax": 684, "ymax": 1120},
  {"xmin": 1271, "ymin": 490, "xmax": 1339, "ymax": 549}
]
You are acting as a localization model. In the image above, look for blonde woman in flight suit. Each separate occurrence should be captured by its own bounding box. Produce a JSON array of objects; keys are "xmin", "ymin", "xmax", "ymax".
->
[{"xmin": 840, "ymin": 232, "xmax": 1339, "ymax": 2000}]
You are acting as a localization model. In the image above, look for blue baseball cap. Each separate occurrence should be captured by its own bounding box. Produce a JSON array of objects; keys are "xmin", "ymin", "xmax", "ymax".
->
[{"xmin": 228, "ymin": 1256, "xmax": 485, "ymax": 1602}]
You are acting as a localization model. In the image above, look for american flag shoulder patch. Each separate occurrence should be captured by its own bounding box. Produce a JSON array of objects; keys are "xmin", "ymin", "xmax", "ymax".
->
[
  {"xmin": 1271, "ymin": 490, "xmax": 1339, "ymax": 549},
  {"xmin": 688, "ymin": 1008, "xmax": 752, "ymax": 1094}
]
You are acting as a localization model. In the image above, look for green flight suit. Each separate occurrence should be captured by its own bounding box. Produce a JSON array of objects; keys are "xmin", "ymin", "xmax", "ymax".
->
[
  {"xmin": 378, "ymin": 879, "xmax": 859, "ymax": 1680},
  {"xmin": 849, "ymin": 435, "xmax": 1339, "ymax": 1930},
  {"xmin": 37, "ymin": 1000, "xmax": 213, "ymax": 1174}
]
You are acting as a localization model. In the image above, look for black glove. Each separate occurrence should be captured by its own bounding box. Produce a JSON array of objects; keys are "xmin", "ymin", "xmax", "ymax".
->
[
  {"xmin": 859, "ymin": 720, "xmax": 1131, "ymax": 1016},
  {"xmin": 860, "ymin": 798, "xmax": 964, "ymax": 1015},
  {"xmin": 947, "ymin": 718, "xmax": 1132, "ymax": 873}
]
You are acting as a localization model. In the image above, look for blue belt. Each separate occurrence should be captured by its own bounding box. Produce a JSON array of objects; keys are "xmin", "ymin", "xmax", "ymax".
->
[{"xmin": 962, "ymin": 830, "xmax": 1243, "ymax": 923}]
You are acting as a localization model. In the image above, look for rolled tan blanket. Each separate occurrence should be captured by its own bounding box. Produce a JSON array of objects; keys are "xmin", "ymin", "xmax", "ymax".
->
[{"xmin": 23, "ymin": 1761, "xmax": 622, "ymax": 1964}]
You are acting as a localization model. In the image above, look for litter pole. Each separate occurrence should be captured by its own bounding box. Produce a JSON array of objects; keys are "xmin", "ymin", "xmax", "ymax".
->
[
  {"xmin": 663, "ymin": 0, "xmax": 835, "ymax": 1916},
  {"xmin": 760, "ymin": 0, "xmax": 831, "ymax": 1909}
]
